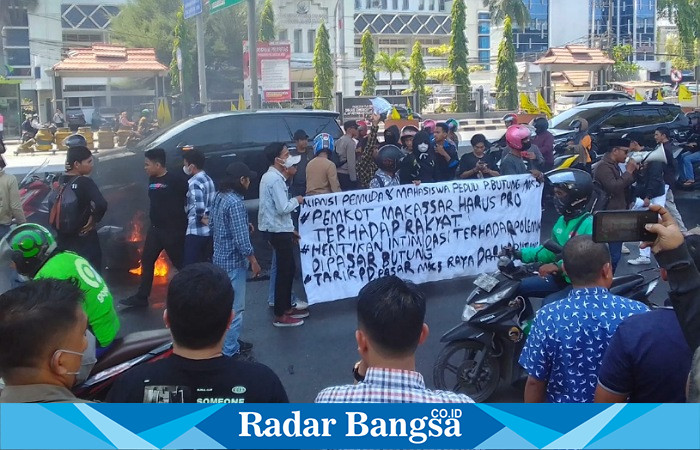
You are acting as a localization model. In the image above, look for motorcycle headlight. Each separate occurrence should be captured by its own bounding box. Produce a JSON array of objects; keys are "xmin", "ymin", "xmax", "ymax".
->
[{"xmin": 462, "ymin": 288, "xmax": 514, "ymax": 321}]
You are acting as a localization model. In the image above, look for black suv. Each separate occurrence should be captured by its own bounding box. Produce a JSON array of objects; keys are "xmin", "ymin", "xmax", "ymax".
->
[
  {"xmin": 93, "ymin": 110, "xmax": 342, "ymax": 241},
  {"xmin": 549, "ymin": 101, "xmax": 690, "ymax": 149}
]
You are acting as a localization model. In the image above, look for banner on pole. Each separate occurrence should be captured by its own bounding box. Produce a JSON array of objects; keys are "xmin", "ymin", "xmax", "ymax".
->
[
  {"xmin": 243, "ymin": 41, "xmax": 291, "ymax": 103},
  {"xmin": 299, "ymin": 175, "xmax": 543, "ymax": 304}
]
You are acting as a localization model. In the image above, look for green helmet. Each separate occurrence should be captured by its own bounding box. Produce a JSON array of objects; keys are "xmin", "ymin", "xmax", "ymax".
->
[
  {"xmin": 5, "ymin": 224, "xmax": 57, "ymax": 277},
  {"xmin": 141, "ymin": 109, "xmax": 151, "ymax": 117}
]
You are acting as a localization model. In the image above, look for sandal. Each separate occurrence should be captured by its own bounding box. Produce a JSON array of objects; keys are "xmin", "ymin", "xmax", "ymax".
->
[{"xmin": 683, "ymin": 180, "xmax": 695, "ymax": 186}]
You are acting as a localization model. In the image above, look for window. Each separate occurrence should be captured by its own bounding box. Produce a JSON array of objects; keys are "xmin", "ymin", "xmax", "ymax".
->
[
  {"xmin": 4, "ymin": 29, "xmax": 29, "ymax": 47},
  {"xmin": 478, "ymin": 36, "xmax": 490, "ymax": 49},
  {"xmin": 403, "ymin": 0, "xmax": 409, "ymax": 8},
  {"xmin": 630, "ymin": 108, "xmax": 663, "ymax": 126},
  {"xmin": 279, "ymin": 30, "xmax": 288, "ymax": 41},
  {"xmin": 284, "ymin": 115, "xmax": 344, "ymax": 140},
  {"xmin": 478, "ymin": 20, "xmax": 490, "ymax": 34},
  {"xmin": 429, "ymin": 0, "xmax": 435, "ymax": 9},
  {"xmin": 7, "ymin": 7, "xmax": 29, "ymax": 26},
  {"xmin": 381, "ymin": 0, "xmax": 387, "ymax": 7},
  {"xmin": 601, "ymin": 110, "xmax": 631, "ymax": 129},
  {"xmin": 6, "ymin": 48, "xmax": 30, "ymax": 66},
  {"xmin": 438, "ymin": 0, "xmax": 445, "ymax": 11},
  {"xmin": 478, "ymin": 50, "xmax": 490, "ymax": 63},
  {"xmin": 307, "ymin": 30, "xmax": 316, "ymax": 53},
  {"xmin": 392, "ymin": 0, "xmax": 398, "ymax": 8},
  {"xmin": 293, "ymin": 29, "xmax": 303, "ymax": 53},
  {"xmin": 356, "ymin": 0, "xmax": 361, "ymax": 8},
  {"xmin": 419, "ymin": 0, "xmax": 424, "ymax": 10},
  {"xmin": 659, "ymin": 107, "xmax": 680, "ymax": 123},
  {"xmin": 232, "ymin": 117, "xmax": 287, "ymax": 146}
]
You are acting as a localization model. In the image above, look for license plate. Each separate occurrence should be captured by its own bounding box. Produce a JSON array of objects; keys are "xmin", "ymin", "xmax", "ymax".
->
[{"xmin": 474, "ymin": 273, "xmax": 499, "ymax": 292}]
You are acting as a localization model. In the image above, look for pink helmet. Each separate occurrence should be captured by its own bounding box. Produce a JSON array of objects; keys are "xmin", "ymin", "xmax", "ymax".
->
[
  {"xmin": 505, "ymin": 125, "xmax": 531, "ymax": 150},
  {"xmin": 422, "ymin": 119, "xmax": 436, "ymax": 133}
]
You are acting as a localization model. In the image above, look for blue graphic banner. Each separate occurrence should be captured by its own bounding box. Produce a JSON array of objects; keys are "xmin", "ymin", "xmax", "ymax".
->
[{"xmin": 1, "ymin": 403, "xmax": 699, "ymax": 449}]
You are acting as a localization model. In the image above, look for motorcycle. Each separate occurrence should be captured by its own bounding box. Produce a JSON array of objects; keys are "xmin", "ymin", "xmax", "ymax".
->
[
  {"xmin": 74, "ymin": 329, "xmax": 172, "ymax": 401},
  {"xmin": 18, "ymin": 159, "xmax": 54, "ymax": 226},
  {"xmin": 433, "ymin": 240, "xmax": 659, "ymax": 402}
]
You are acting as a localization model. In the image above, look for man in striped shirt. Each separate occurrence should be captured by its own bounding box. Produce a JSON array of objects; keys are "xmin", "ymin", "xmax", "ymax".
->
[
  {"xmin": 315, "ymin": 276, "xmax": 472, "ymax": 403},
  {"xmin": 183, "ymin": 149, "xmax": 216, "ymax": 266}
]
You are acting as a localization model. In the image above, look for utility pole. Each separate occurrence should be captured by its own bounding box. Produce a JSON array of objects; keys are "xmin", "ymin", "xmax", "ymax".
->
[
  {"xmin": 196, "ymin": 13, "xmax": 208, "ymax": 110},
  {"xmin": 606, "ymin": 0, "xmax": 613, "ymax": 52},
  {"xmin": 248, "ymin": 0, "xmax": 260, "ymax": 109}
]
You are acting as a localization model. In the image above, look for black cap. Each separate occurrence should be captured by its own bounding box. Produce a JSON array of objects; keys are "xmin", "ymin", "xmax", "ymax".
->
[
  {"xmin": 293, "ymin": 129, "xmax": 309, "ymax": 140},
  {"xmin": 608, "ymin": 138, "xmax": 631, "ymax": 149},
  {"xmin": 343, "ymin": 120, "xmax": 358, "ymax": 130},
  {"xmin": 226, "ymin": 162, "xmax": 257, "ymax": 180}
]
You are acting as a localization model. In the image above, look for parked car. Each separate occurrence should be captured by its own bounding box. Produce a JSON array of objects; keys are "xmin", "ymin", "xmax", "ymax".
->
[
  {"xmin": 549, "ymin": 101, "xmax": 690, "ymax": 150},
  {"xmin": 554, "ymin": 90, "xmax": 633, "ymax": 114},
  {"xmin": 92, "ymin": 107, "xmax": 120, "ymax": 129},
  {"xmin": 65, "ymin": 107, "xmax": 86, "ymax": 129},
  {"xmin": 89, "ymin": 109, "xmax": 342, "ymax": 271}
]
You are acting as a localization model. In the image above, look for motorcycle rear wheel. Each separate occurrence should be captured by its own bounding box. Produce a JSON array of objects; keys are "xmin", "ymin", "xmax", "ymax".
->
[{"xmin": 433, "ymin": 340, "xmax": 500, "ymax": 402}]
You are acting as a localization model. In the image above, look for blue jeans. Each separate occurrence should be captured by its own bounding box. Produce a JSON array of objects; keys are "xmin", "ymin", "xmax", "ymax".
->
[
  {"xmin": 609, "ymin": 241, "xmax": 622, "ymax": 273},
  {"xmin": 267, "ymin": 251, "xmax": 301, "ymax": 307},
  {"xmin": 518, "ymin": 274, "xmax": 570, "ymax": 305},
  {"xmin": 682, "ymin": 152, "xmax": 700, "ymax": 181},
  {"xmin": 223, "ymin": 267, "xmax": 247, "ymax": 356}
]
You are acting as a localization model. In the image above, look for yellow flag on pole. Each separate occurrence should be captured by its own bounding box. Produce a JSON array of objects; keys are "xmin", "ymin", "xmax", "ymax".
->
[
  {"xmin": 634, "ymin": 90, "xmax": 644, "ymax": 101},
  {"xmin": 536, "ymin": 91, "xmax": 552, "ymax": 118},
  {"xmin": 238, "ymin": 94, "xmax": 246, "ymax": 110},
  {"xmin": 519, "ymin": 93, "xmax": 539, "ymax": 114},
  {"xmin": 162, "ymin": 101, "xmax": 172, "ymax": 126},
  {"xmin": 230, "ymin": 101, "xmax": 237, "ymax": 111},
  {"xmin": 390, "ymin": 107, "xmax": 401, "ymax": 120},
  {"xmin": 679, "ymin": 84, "xmax": 693, "ymax": 101},
  {"xmin": 657, "ymin": 89, "xmax": 664, "ymax": 101}
]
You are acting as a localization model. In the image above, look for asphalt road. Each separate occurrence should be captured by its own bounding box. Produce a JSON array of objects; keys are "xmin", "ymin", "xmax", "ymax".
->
[{"xmin": 107, "ymin": 188, "xmax": 700, "ymax": 403}]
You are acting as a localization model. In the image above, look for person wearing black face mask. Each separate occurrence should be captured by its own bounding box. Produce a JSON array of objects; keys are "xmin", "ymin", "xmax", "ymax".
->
[{"xmin": 509, "ymin": 169, "xmax": 594, "ymax": 306}]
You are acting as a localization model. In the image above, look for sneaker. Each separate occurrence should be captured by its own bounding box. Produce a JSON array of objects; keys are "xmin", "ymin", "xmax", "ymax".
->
[
  {"xmin": 237, "ymin": 339, "xmax": 253, "ymax": 353},
  {"xmin": 233, "ymin": 352, "xmax": 257, "ymax": 362},
  {"xmin": 120, "ymin": 295, "xmax": 148, "ymax": 308},
  {"xmin": 273, "ymin": 315, "xmax": 305, "ymax": 327},
  {"xmin": 292, "ymin": 300, "xmax": 309, "ymax": 310},
  {"xmin": 621, "ymin": 244, "xmax": 631, "ymax": 254},
  {"xmin": 628, "ymin": 256, "xmax": 651, "ymax": 265},
  {"xmin": 287, "ymin": 307, "xmax": 310, "ymax": 319}
]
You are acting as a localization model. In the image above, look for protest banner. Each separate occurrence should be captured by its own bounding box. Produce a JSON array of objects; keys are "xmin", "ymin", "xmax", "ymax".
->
[{"xmin": 299, "ymin": 175, "xmax": 543, "ymax": 304}]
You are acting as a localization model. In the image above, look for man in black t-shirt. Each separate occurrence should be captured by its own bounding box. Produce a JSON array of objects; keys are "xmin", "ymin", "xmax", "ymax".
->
[
  {"xmin": 121, "ymin": 148, "xmax": 188, "ymax": 308},
  {"xmin": 457, "ymin": 134, "xmax": 499, "ymax": 179},
  {"xmin": 107, "ymin": 263, "xmax": 289, "ymax": 403},
  {"xmin": 50, "ymin": 146, "xmax": 108, "ymax": 272}
]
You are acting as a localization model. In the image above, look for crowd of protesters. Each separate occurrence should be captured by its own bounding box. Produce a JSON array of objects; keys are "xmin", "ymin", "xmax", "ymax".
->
[{"xmin": 0, "ymin": 111, "xmax": 699, "ymax": 408}]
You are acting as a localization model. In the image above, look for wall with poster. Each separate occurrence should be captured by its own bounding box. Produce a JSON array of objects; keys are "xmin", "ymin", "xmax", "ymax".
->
[{"xmin": 243, "ymin": 41, "xmax": 291, "ymax": 103}]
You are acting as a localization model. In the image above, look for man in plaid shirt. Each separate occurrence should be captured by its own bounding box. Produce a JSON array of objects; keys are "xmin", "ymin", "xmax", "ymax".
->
[
  {"xmin": 183, "ymin": 149, "xmax": 216, "ymax": 266},
  {"xmin": 356, "ymin": 114, "xmax": 381, "ymax": 189},
  {"xmin": 315, "ymin": 276, "xmax": 473, "ymax": 403}
]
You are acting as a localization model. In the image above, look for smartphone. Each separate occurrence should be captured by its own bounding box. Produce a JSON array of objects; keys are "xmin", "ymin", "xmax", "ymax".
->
[
  {"xmin": 520, "ymin": 151, "xmax": 532, "ymax": 159},
  {"xmin": 593, "ymin": 210, "xmax": 658, "ymax": 243}
]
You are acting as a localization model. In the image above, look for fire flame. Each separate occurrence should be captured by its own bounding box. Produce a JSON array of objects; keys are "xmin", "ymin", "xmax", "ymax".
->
[
  {"xmin": 127, "ymin": 211, "xmax": 169, "ymax": 277},
  {"xmin": 129, "ymin": 254, "xmax": 169, "ymax": 277}
]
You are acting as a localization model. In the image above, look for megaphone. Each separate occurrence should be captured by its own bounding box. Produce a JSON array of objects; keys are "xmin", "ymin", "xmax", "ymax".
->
[{"xmin": 641, "ymin": 144, "xmax": 668, "ymax": 165}]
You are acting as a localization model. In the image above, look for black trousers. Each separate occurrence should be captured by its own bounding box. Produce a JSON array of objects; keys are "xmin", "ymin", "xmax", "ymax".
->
[
  {"xmin": 338, "ymin": 173, "xmax": 357, "ymax": 191},
  {"xmin": 268, "ymin": 232, "xmax": 295, "ymax": 317},
  {"xmin": 57, "ymin": 229, "xmax": 102, "ymax": 273},
  {"xmin": 137, "ymin": 226, "xmax": 185, "ymax": 299}
]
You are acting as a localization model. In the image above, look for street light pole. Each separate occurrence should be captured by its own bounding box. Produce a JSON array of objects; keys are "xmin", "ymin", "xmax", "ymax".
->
[
  {"xmin": 196, "ymin": 13, "xmax": 208, "ymax": 110},
  {"xmin": 248, "ymin": 0, "xmax": 260, "ymax": 109}
]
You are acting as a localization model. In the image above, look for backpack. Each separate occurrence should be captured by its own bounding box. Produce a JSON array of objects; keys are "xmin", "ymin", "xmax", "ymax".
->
[
  {"xmin": 48, "ymin": 176, "xmax": 83, "ymax": 234},
  {"xmin": 332, "ymin": 137, "xmax": 348, "ymax": 168}
]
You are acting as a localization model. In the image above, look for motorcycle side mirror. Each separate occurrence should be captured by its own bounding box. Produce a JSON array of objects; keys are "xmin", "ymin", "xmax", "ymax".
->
[{"xmin": 543, "ymin": 239, "xmax": 563, "ymax": 255}]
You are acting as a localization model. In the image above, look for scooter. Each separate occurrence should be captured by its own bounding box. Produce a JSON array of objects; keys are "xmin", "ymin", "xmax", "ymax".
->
[
  {"xmin": 433, "ymin": 241, "xmax": 659, "ymax": 402},
  {"xmin": 74, "ymin": 329, "xmax": 172, "ymax": 401},
  {"xmin": 18, "ymin": 159, "xmax": 54, "ymax": 225}
]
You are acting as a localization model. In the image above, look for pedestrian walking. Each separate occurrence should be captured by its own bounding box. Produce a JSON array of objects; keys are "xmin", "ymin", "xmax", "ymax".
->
[
  {"xmin": 121, "ymin": 148, "xmax": 188, "ymax": 308},
  {"xmin": 258, "ymin": 142, "xmax": 309, "ymax": 327},
  {"xmin": 182, "ymin": 149, "xmax": 216, "ymax": 266},
  {"xmin": 210, "ymin": 162, "xmax": 261, "ymax": 357}
]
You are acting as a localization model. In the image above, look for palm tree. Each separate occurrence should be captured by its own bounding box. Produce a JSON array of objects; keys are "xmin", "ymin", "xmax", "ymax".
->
[
  {"xmin": 482, "ymin": 0, "xmax": 530, "ymax": 29},
  {"xmin": 0, "ymin": 0, "xmax": 39, "ymax": 75},
  {"xmin": 375, "ymin": 51, "xmax": 409, "ymax": 94}
]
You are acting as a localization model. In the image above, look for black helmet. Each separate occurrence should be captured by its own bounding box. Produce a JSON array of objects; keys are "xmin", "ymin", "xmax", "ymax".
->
[
  {"xmin": 63, "ymin": 134, "xmax": 87, "ymax": 148},
  {"xmin": 375, "ymin": 144, "xmax": 403, "ymax": 173},
  {"xmin": 545, "ymin": 169, "xmax": 593, "ymax": 219},
  {"xmin": 533, "ymin": 117, "xmax": 549, "ymax": 134}
]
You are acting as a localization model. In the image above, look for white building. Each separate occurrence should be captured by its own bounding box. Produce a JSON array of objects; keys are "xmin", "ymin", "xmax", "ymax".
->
[{"xmin": 273, "ymin": 0, "xmax": 503, "ymax": 102}]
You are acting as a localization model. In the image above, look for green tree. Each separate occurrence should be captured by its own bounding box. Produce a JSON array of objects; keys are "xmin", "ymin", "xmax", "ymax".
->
[
  {"xmin": 259, "ymin": 0, "xmax": 276, "ymax": 42},
  {"xmin": 664, "ymin": 33, "xmax": 700, "ymax": 70},
  {"xmin": 449, "ymin": 0, "xmax": 471, "ymax": 111},
  {"xmin": 483, "ymin": 0, "xmax": 530, "ymax": 28},
  {"xmin": 409, "ymin": 42, "xmax": 428, "ymax": 108},
  {"xmin": 658, "ymin": 0, "xmax": 700, "ymax": 53},
  {"xmin": 170, "ymin": 6, "xmax": 195, "ymax": 104},
  {"xmin": 611, "ymin": 44, "xmax": 640, "ymax": 81},
  {"xmin": 0, "ymin": 0, "xmax": 38, "ymax": 73},
  {"xmin": 375, "ymin": 51, "xmax": 409, "ymax": 94},
  {"xmin": 495, "ymin": 16, "xmax": 518, "ymax": 110},
  {"xmin": 111, "ymin": 0, "xmax": 247, "ymax": 99},
  {"xmin": 360, "ymin": 30, "xmax": 377, "ymax": 96},
  {"xmin": 313, "ymin": 22, "xmax": 333, "ymax": 110}
]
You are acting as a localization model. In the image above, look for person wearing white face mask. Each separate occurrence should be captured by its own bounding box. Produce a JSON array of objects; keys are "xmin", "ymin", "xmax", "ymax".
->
[
  {"xmin": 0, "ymin": 279, "xmax": 92, "ymax": 403},
  {"xmin": 182, "ymin": 149, "xmax": 216, "ymax": 266},
  {"xmin": 399, "ymin": 130, "xmax": 437, "ymax": 184},
  {"xmin": 258, "ymin": 142, "xmax": 308, "ymax": 327}
]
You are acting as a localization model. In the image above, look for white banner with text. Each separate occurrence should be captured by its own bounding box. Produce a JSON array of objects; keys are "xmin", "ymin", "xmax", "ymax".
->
[{"xmin": 299, "ymin": 175, "xmax": 543, "ymax": 304}]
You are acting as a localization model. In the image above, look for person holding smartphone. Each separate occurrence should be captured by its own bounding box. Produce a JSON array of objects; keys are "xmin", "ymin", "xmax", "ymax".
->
[{"xmin": 457, "ymin": 134, "xmax": 499, "ymax": 179}]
